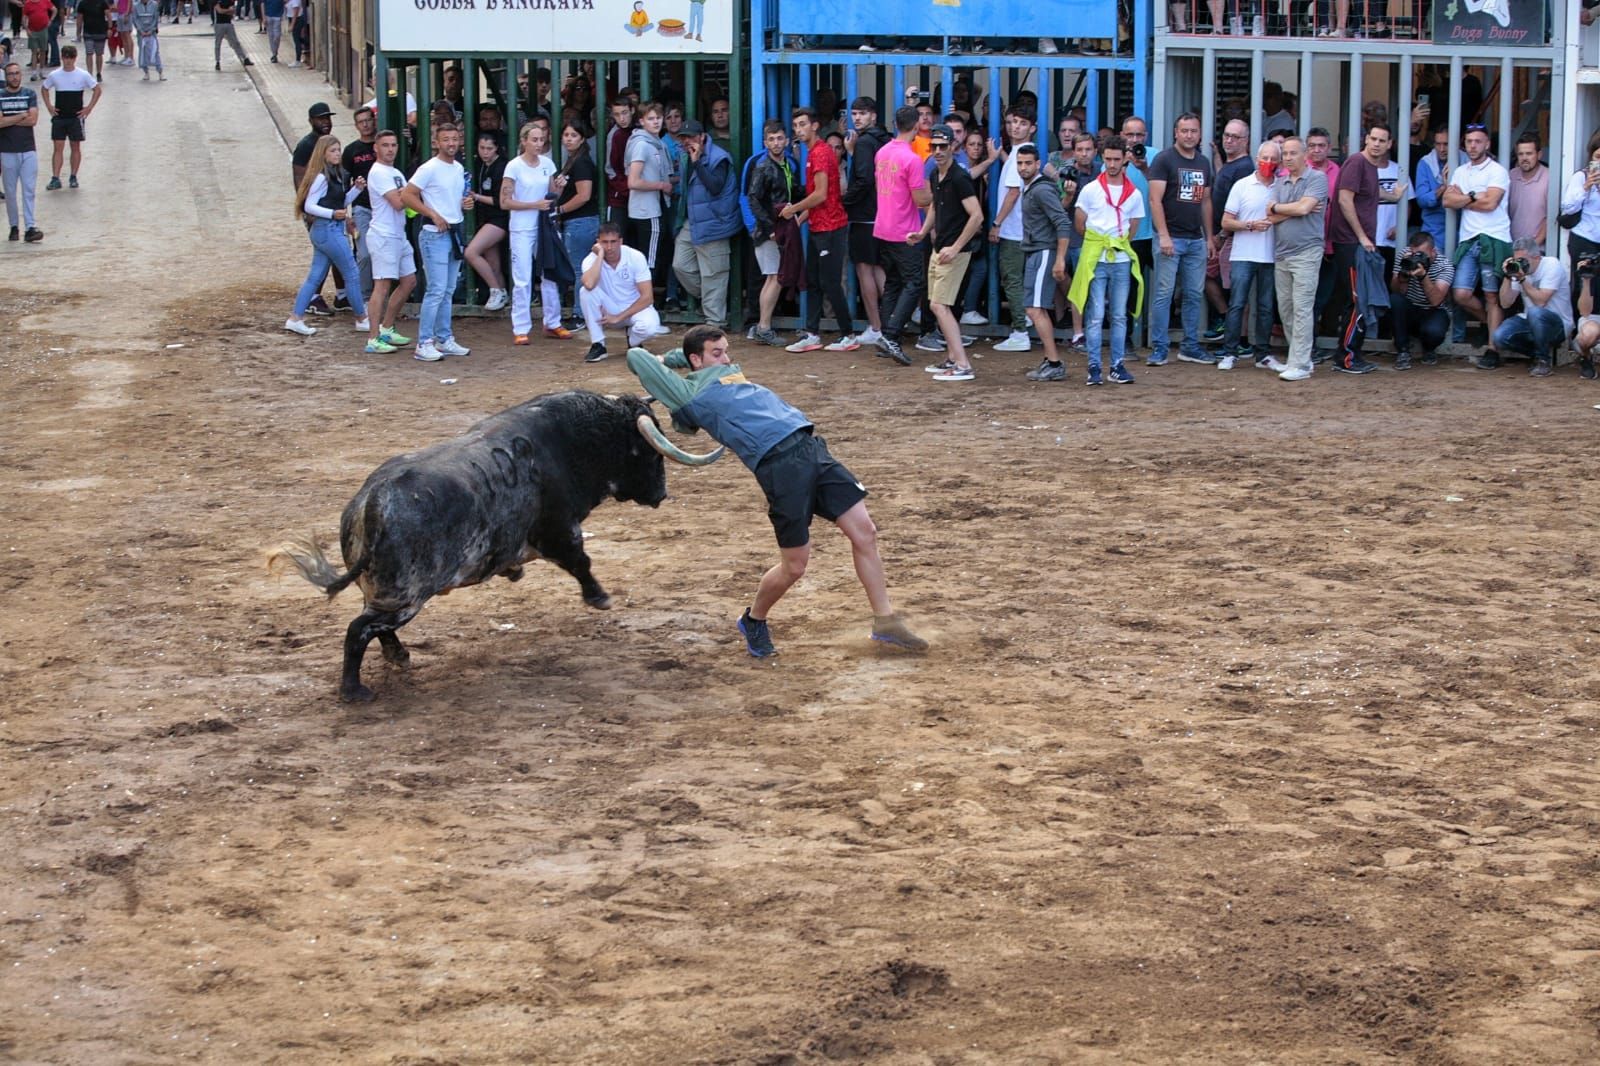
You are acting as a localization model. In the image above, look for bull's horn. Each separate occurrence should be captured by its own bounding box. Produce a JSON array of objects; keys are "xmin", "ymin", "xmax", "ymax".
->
[{"xmin": 636, "ymin": 414, "xmax": 725, "ymax": 466}]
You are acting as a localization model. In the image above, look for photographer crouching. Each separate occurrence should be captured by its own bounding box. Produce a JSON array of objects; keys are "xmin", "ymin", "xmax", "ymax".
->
[
  {"xmin": 1572, "ymin": 255, "xmax": 1600, "ymax": 379},
  {"xmin": 1489, "ymin": 238, "xmax": 1572, "ymax": 377},
  {"xmin": 1389, "ymin": 231, "xmax": 1453, "ymax": 370}
]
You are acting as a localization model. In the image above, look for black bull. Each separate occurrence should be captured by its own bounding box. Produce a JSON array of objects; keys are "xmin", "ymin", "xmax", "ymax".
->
[{"xmin": 269, "ymin": 391, "xmax": 722, "ymax": 702}]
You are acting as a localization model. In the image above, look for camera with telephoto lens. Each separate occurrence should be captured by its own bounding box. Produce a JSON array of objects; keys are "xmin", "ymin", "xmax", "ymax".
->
[
  {"xmin": 1503, "ymin": 256, "xmax": 1531, "ymax": 279},
  {"xmin": 1398, "ymin": 251, "xmax": 1430, "ymax": 276},
  {"xmin": 1130, "ymin": 143, "xmax": 1146, "ymax": 161}
]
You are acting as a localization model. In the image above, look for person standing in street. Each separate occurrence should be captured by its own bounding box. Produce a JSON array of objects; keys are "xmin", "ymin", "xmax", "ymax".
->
[
  {"xmin": 210, "ymin": 0, "xmax": 250, "ymax": 72},
  {"xmin": 915, "ymin": 122, "xmax": 984, "ymax": 382},
  {"xmin": 291, "ymin": 102, "xmax": 343, "ymax": 315},
  {"xmin": 1323, "ymin": 124, "xmax": 1404, "ymax": 375},
  {"xmin": 1216, "ymin": 140, "xmax": 1280, "ymax": 372},
  {"xmin": 464, "ymin": 129, "xmax": 510, "ymax": 312},
  {"xmin": 129, "ymin": 0, "xmax": 163, "ymax": 80},
  {"xmin": 1068, "ymin": 136, "xmax": 1145, "ymax": 386},
  {"xmin": 74, "ymin": 0, "xmax": 109, "ymax": 81},
  {"xmin": 842, "ymin": 96, "xmax": 888, "ymax": 345},
  {"xmin": 0, "ymin": 60, "xmax": 43, "ymax": 242},
  {"xmin": 1146, "ymin": 112, "xmax": 1215, "ymax": 366},
  {"xmin": 989, "ymin": 104, "xmax": 1038, "ymax": 353},
  {"xmin": 624, "ymin": 100, "xmax": 673, "ymax": 292},
  {"xmin": 501, "ymin": 121, "xmax": 568, "ymax": 346},
  {"xmin": 781, "ymin": 106, "xmax": 857, "ymax": 353},
  {"xmin": 1443, "ymin": 126, "xmax": 1513, "ymax": 368},
  {"xmin": 1014, "ymin": 144, "xmax": 1073, "ymax": 380},
  {"xmin": 400, "ymin": 122, "xmax": 474, "ymax": 362},
  {"xmin": 284, "ymin": 134, "xmax": 369, "ymax": 338},
  {"xmin": 670, "ymin": 117, "xmax": 739, "ymax": 330},
  {"xmin": 360, "ymin": 129, "xmax": 417, "ymax": 355},
  {"xmin": 39, "ymin": 43, "xmax": 95, "ymax": 190},
  {"xmin": 1506, "ymin": 133, "xmax": 1548, "ymax": 248},
  {"xmin": 262, "ymin": 0, "xmax": 284, "ymax": 63},
  {"xmin": 21, "ymin": 0, "xmax": 52, "ymax": 83},
  {"xmin": 1264, "ymin": 137, "xmax": 1329, "ymax": 382},
  {"xmin": 871, "ymin": 105, "xmax": 931, "ymax": 366},
  {"xmin": 340, "ymin": 105, "xmax": 378, "ymax": 302}
]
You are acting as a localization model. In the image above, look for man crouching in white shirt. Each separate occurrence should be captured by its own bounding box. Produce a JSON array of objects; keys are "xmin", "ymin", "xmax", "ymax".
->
[{"xmin": 579, "ymin": 220, "xmax": 664, "ymax": 363}]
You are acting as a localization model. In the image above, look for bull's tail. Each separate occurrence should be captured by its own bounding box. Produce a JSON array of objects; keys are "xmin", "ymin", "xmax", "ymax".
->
[{"xmin": 267, "ymin": 535, "xmax": 368, "ymax": 599}]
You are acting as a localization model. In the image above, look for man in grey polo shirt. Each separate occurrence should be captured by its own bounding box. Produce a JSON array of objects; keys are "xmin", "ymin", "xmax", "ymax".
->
[{"xmin": 1264, "ymin": 136, "xmax": 1328, "ymax": 382}]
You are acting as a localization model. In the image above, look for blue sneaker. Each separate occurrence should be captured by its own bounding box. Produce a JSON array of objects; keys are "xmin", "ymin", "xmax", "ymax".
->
[
  {"xmin": 1145, "ymin": 352, "xmax": 1169, "ymax": 367},
  {"xmin": 1177, "ymin": 350, "xmax": 1218, "ymax": 364},
  {"xmin": 1085, "ymin": 366, "xmax": 1103, "ymax": 386},
  {"xmin": 1109, "ymin": 364, "xmax": 1135, "ymax": 384},
  {"xmin": 737, "ymin": 610, "xmax": 777, "ymax": 658}
]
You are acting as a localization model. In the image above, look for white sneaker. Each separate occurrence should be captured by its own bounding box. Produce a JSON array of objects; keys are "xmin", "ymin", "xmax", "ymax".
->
[
  {"xmin": 958, "ymin": 310, "xmax": 988, "ymax": 326},
  {"xmin": 1259, "ymin": 356, "xmax": 1287, "ymax": 372},
  {"xmin": 1278, "ymin": 366, "xmax": 1312, "ymax": 381},
  {"xmin": 993, "ymin": 331, "xmax": 1031, "ymax": 352},
  {"xmin": 824, "ymin": 335, "xmax": 861, "ymax": 352},
  {"xmin": 1038, "ymin": 37, "xmax": 1060, "ymax": 54},
  {"xmin": 353, "ymin": 317, "xmax": 370, "ymax": 332},
  {"xmin": 436, "ymin": 338, "xmax": 471, "ymax": 356},
  {"xmin": 857, "ymin": 326, "xmax": 883, "ymax": 345},
  {"xmin": 414, "ymin": 341, "xmax": 443, "ymax": 362},
  {"xmin": 284, "ymin": 317, "xmax": 316, "ymax": 336},
  {"xmin": 785, "ymin": 332, "xmax": 823, "ymax": 353},
  {"xmin": 484, "ymin": 289, "xmax": 508, "ymax": 311},
  {"xmin": 1216, "ymin": 354, "xmax": 1235, "ymax": 371}
]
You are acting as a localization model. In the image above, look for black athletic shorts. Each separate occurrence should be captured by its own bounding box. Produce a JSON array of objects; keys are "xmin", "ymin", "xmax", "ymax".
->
[
  {"xmin": 848, "ymin": 222, "xmax": 880, "ymax": 268},
  {"xmin": 753, "ymin": 430, "xmax": 868, "ymax": 549},
  {"xmin": 51, "ymin": 115, "xmax": 85, "ymax": 143}
]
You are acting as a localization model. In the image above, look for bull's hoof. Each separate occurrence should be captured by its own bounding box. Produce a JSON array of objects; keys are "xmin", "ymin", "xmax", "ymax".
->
[
  {"xmin": 585, "ymin": 594, "xmax": 613, "ymax": 611},
  {"xmin": 381, "ymin": 646, "xmax": 411, "ymax": 667},
  {"xmin": 340, "ymin": 683, "xmax": 377, "ymax": 703}
]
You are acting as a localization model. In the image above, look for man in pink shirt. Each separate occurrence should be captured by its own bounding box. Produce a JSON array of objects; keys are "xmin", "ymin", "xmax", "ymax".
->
[
  {"xmin": 1506, "ymin": 133, "xmax": 1549, "ymax": 245},
  {"xmin": 870, "ymin": 105, "xmax": 932, "ymax": 366}
]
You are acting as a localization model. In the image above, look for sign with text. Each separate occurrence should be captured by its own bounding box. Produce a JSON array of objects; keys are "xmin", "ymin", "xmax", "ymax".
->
[
  {"xmin": 778, "ymin": 0, "xmax": 1117, "ymax": 42},
  {"xmin": 379, "ymin": 0, "xmax": 733, "ymax": 56},
  {"xmin": 1431, "ymin": 0, "xmax": 1547, "ymax": 48}
]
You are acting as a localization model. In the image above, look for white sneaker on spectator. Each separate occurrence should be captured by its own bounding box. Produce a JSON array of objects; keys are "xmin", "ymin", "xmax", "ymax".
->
[
  {"xmin": 1215, "ymin": 354, "xmax": 1235, "ymax": 370},
  {"xmin": 283, "ymin": 318, "xmax": 316, "ymax": 336},
  {"xmin": 824, "ymin": 335, "xmax": 861, "ymax": 352},
  {"xmin": 415, "ymin": 341, "xmax": 443, "ymax": 362},
  {"xmin": 484, "ymin": 288, "xmax": 508, "ymax": 311},
  {"xmin": 1038, "ymin": 37, "xmax": 1060, "ymax": 54},
  {"xmin": 958, "ymin": 310, "xmax": 988, "ymax": 325},
  {"xmin": 1278, "ymin": 366, "xmax": 1311, "ymax": 381},
  {"xmin": 353, "ymin": 317, "xmax": 370, "ymax": 332},
  {"xmin": 858, "ymin": 326, "xmax": 883, "ymax": 345},
  {"xmin": 786, "ymin": 332, "xmax": 824, "ymax": 353},
  {"xmin": 1259, "ymin": 356, "xmax": 1288, "ymax": 373},
  {"xmin": 436, "ymin": 338, "xmax": 471, "ymax": 356},
  {"xmin": 993, "ymin": 331, "xmax": 1031, "ymax": 352}
]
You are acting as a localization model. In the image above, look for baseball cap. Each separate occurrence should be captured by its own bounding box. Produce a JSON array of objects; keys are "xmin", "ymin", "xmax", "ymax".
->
[
  {"xmin": 676, "ymin": 119, "xmax": 706, "ymax": 136},
  {"xmin": 308, "ymin": 102, "xmax": 335, "ymax": 119},
  {"xmin": 928, "ymin": 124, "xmax": 954, "ymax": 145}
]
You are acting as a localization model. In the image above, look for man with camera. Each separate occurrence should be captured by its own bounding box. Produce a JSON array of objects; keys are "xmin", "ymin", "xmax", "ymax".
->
[
  {"xmin": 1388, "ymin": 232, "xmax": 1453, "ymax": 370},
  {"xmin": 1571, "ymin": 255, "xmax": 1600, "ymax": 380},
  {"xmin": 1489, "ymin": 237, "xmax": 1571, "ymax": 376}
]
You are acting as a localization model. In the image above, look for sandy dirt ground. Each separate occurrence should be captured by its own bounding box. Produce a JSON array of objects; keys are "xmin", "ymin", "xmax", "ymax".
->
[{"xmin": 4, "ymin": 32, "xmax": 1600, "ymax": 1066}]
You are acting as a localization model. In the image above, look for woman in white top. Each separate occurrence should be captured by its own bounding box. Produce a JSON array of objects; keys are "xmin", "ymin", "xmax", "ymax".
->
[
  {"xmin": 286, "ymin": 135, "xmax": 369, "ymax": 337},
  {"xmin": 500, "ymin": 122, "xmax": 570, "ymax": 344},
  {"xmin": 1559, "ymin": 132, "xmax": 1600, "ymax": 276}
]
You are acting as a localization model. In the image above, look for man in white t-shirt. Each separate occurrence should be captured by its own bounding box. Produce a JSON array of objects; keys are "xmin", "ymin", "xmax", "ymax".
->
[
  {"xmin": 1069, "ymin": 136, "xmax": 1145, "ymax": 385},
  {"xmin": 361, "ymin": 130, "xmax": 417, "ymax": 356},
  {"xmin": 1218, "ymin": 141, "xmax": 1280, "ymax": 371},
  {"xmin": 39, "ymin": 46, "xmax": 99, "ymax": 191},
  {"xmin": 500, "ymin": 122, "xmax": 568, "ymax": 345},
  {"xmin": 578, "ymin": 220, "xmax": 662, "ymax": 363},
  {"xmin": 400, "ymin": 122, "xmax": 473, "ymax": 362},
  {"xmin": 1442, "ymin": 127, "xmax": 1512, "ymax": 363},
  {"xmin": 1490, "ymin": 237, "xmax": 1570, "ymax": 375},
  {"xmin": 988, "ymin": 106, "xmax": 1036, "ymax": 352}
]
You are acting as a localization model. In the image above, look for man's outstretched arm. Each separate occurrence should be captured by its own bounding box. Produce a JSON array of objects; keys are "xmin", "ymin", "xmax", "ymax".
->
[{"xmin": 626, "ymin": 347, "xmax": 700, "ymax": 415}]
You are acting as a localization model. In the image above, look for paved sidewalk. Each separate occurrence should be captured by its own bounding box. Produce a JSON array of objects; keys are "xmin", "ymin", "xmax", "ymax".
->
[{"xmin": 230, "ymin": 20, "xmax": 357, "ymax": 152}]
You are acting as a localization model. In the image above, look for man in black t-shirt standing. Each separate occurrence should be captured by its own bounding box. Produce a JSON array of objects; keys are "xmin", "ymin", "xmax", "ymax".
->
[
  {"xmin": 210, "ymin": 0, "xmax": 252, "ymax": 73},
  {"xmin": 341, "ymin": 105, "xmax": 378, "ymax": 303},
  {"xmin": 914, "ymin": 123, "xmax": 984, "ymax": 381},
  {"xmin": 1146, "ymin": 112, "xmax": 1215, "ymax": 366},
  {"xmin": 76, "ymin": 0, "xmax": 110, "ymax": 81}
]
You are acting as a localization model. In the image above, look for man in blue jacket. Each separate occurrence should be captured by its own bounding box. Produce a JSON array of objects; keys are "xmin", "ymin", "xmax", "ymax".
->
[
  {"xmin": 670, "ymin": 119, "xmax": 739, "ymax": 328},
  {"xmin": 628, "ymin": 325, "xmax": 928, "ymax": 658}
]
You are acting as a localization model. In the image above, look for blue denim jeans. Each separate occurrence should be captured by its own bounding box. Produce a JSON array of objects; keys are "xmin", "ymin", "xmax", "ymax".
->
[
  {"xmin": 1150, "ymin": 236, "xmax": 1207, "ymax": 357},
  {"xmin": 418, "ymin": 227, "xmax": 461, "ymax": 344},
  {"xmin": 294, "ymin": 219, "xmax": 367, "ymax": 319},
  {"xmin": 561, "ymin": 214, "xmax": 600, "ymax": 304},
  {"xmin": 1492, "ymin": 305, "xmax": 1567, "ymax": 357},
  {"xmin": 1084, "ymin": 257, "xmax": 1132, "ymax": 372},
  {"xmin": 1223, "ymin": 259, "xmax": 1275, "ymax": 357}
]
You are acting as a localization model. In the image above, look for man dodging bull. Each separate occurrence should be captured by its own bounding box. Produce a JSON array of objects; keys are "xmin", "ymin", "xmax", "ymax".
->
[
  {"xmin": 269, "ymin": 391, "xmax": 722, "ymax": 702},
  {"xmin": 629, "ymin": 325, "xmax": 928, "ymax": 658}
]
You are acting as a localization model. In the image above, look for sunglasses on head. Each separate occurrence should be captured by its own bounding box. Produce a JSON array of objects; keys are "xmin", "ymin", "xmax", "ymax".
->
[{"xmin": 1466, "ymin": 123, "xmax": 1487, "ymax": 132}]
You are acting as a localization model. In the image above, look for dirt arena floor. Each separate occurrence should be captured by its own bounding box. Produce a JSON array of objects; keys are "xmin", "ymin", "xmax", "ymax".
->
[
  {"xmin": 5, "ymin": 38, "xmax": 1600, "ymax": 1065},
  {"xmin": 7, "ymin": 283, "xmax": 1600, "ymax": 1063}
]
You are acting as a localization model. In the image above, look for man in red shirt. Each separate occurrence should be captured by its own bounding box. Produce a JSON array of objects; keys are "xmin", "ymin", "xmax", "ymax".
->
[
  {"xmin": 781, "ymin": 106, "xmax": 858, "ymax": 352},
  {"xmin": 23, "ymin": 0, "xmax": 55, "ymax": 82}
]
